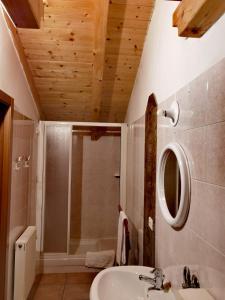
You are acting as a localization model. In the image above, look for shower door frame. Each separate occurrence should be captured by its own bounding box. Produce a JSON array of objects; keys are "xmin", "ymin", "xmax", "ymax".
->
[{"xmin": 37, "ymin": 121, "xmax": 127, "ymax": 264}]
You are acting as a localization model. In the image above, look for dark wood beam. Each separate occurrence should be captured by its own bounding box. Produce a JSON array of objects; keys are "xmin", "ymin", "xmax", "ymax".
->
[
  {"xmin": 144, "ymin": 94, "xmax": 157, "ymax": 267},
  {"xmin": 72, "ymin": 125, "xmax": 121, "ymax": 140},
  {"xmin": 1, "ymin": 0, "xmax": 43, "ymax": 28}
]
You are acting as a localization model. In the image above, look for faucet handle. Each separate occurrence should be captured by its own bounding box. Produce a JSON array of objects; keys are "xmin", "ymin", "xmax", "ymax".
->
[
  {"xmin": 191, "ymin": 275, "xmax": 200, "ymax": 288},
  {"xmin": 150, "ymin": 268, "xmax": 165, "ymax": 290},
  {"xmin": 151, "ymin": 268, "xmax": 164, "ymax": 278},
  {"xmin": 182, "ymin": 266, "xmax": 191, "ymax": 288},
  {"xmin": 182, "ymin": 266, "xmax": 200, "ymax": 289}
]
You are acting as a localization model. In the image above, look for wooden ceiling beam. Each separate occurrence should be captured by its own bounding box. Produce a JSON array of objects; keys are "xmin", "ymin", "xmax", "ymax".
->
[
  {"xmin": 1, "ymin": 0, "xmax": 44, "ymax": 28},
  {"xmin": 91, "ymin": 0, "xmax": 109, "ymax": 121},
  {"xmin": 173, "ymin": 0, "xmax": 225, "ymax": 37},
  {"xmin": 72, "ymin": 125, "xmax": 121, "ymax": 140},
  {"xmin": 3, "ymin": 12, "xmax": 45, "ymax": 119},
  {"xmin": 72, "ymin": 125, "xmax": 121, "ymax": 131}
]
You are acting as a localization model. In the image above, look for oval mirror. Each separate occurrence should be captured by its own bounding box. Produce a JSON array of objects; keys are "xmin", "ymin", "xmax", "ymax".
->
[{"xmin": 157, "ymin": 143, "xmax": 190, "ymax": 228}]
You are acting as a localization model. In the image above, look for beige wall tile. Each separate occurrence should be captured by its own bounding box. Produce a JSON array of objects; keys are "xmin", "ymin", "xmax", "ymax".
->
[
  {"xmin": 70, "ymin": 135, "xmax": 120, "ymax": 252},
  {"xmin": 176, "ymin": 74, "xmax": 208, "ymax": 131},
  {"xmin": 207, "ymin": 58, "xmax": 225, "ymax": 125},
  {"xmin": 176, "ymin": 126, "xmax": 207, "ymax": 181},
  {"xmin": 206, "ymin": 122, "xmax": 225, "ymax": 187},
  {"xmin": 155, "ymin": 59, "xmax": 225, "ymax": 299},
  {"xmin": 7, "ymin": 116, "xmax": 36, "ymax": 300},
  {"xmin": 127, "ymin": 58, "xmax": 225, "ymax": 298},
  {"xmin": 187, "ymin": 180, "xmax": 225, "ymax": 255}
]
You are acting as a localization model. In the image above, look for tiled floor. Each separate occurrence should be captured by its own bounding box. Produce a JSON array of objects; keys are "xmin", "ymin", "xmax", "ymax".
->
[{"xmin": 31, "ymin": 272, "xmax": 98, "ymax": 300}]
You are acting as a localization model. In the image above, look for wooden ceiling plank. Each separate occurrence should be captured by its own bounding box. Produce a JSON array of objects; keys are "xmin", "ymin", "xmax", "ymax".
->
[
  {"xmin": 36, "ymin": 86, "xmax": 92, "ymax": 94},
  {"xmin": 34, "ymin": 77, "xmax": 92, "ymax": 84},
  {"xmin": 29, "ymin": 60, "xmax": 93, "ymax": 70},
  {"xmin": 39, "ymin": 101, "xmax": 91, "ymax": 107},
  {"xmin": 103, "ymin": 0, "xmax": 150, "ymax": 106},
  {"xmin": 43, "ymin": 18, "xmax": 93, "ymax": 29},
  {"xmin": 105, "ymin": 53, "xmax": 141, "ymax": 65},
  {"xmin": 107, "ymin": 17, "xmax": 152, "ymax": 30},
  {"xmin": 24, "ymin": 49, "xmax": 93, "ymax": 63},
  {"xmin": 109, "ymin": 0, "xmax": 154, "ymax": 5},
  {"xmin": 106, "ymin": 46, "xmax": 143, "ymax": 56},
  {"xmin": 32, "ymin": 70, "xmax": 92, "ymax": 80},
  {"xmin": 40, "ymin": 97, "xmax": 87, "ymax": 102},
  {"xmin": 38, "ymin": 91, "xmax": 91, "ymax": 98},
  {"xmin": 45, "ymin": 0, "xmax": 95, "ymax": 11},
  {"xmin": 108, "ymin": 2, "xmax": 154, "ymax": 21},
  {"xmin": 21, "ymin": 41, "xmax": 94, "ymax": 53},
  {"xmin": 18, "ymin": 28, "xmax": 93, "ymax": 44},
  {"xmin": 91, "ymin": 0, "xmax": 110, "ymax": 121},
  {"xmin": 17, "ymin": 0, "xmax": 155, "ymax": 121}
]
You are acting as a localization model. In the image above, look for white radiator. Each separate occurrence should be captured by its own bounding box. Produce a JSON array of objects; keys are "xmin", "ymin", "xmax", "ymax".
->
[{"xmin": 14, "ymin": 226, "xmax": 36, "ymax": 300}]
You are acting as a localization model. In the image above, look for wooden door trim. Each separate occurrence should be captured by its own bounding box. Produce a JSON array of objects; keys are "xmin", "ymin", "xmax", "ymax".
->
[
  {"xmin": 0, "ymin": 90, "xmax": 13, "ymax": 300},
  {"xmin": 143, "ymin": 94, "xmax": 157, "ymax": 267}
]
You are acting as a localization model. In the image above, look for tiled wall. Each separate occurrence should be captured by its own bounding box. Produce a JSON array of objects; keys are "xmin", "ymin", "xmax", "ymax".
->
[
  {"xmin": 126, "ymin": 58, "xmax": 225, "ymax": 299},
  {"xmin": 70, "ymin": 136, "xmax": 121, "ymax": 252},
  {"xmin": 126, "ymin": 116, "xmax": 145, "ymax": 265},
  {"xmin": 7, "ymin": 111, "xmax": 37, "ymax": 300},
  {"xmin": 156, "ymin": 58, "xmax": 225, "ymax": 299}
]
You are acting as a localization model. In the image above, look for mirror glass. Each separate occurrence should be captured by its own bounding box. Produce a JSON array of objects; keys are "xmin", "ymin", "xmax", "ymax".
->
[
  {"xmin": 164, "ymin": 151, "xmax": 181, "ymax": 218},
  {"xmin": 158, "ymin": 143, "xmax": 190, "ymax": 228}
]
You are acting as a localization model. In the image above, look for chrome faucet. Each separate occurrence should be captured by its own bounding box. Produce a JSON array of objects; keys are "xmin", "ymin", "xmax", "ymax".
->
[
  {"xmin": 139, "ymin": 268, "xmax": 165, "ymax": 291},
  {"xmin": 182, "ymin": 266, "xmax": 200, "ymax": 289}
]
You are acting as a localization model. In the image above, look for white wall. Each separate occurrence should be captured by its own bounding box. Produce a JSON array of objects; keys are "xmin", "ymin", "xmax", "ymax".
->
[
  {"xmin": 125, "ymin": 0, "xmax": 225, "ymax": 124},
  {"xmin": 0, "ymin": 7, "xmax": 39, "ymax": 120}
]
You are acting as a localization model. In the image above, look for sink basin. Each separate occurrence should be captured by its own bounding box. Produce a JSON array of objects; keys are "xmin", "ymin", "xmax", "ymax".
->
[
  {"xmin": 148, "ymin": 290, "xmax": 177, "ymax": 300},
  {"xmin": 90, "ymin": 266, "xmax": 176, "ymax": 300}
]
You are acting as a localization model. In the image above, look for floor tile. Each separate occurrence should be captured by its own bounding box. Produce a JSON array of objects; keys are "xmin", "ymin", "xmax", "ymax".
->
[
  {"xmin": 62, "ymin": 284, "xmax": 91, "ymax": 300},
  {"xmin": 31, "ymin": 272, "xmax": 97, "ymax": 300},
  {"xmin": 39, "ymin": 273, "xmax": 66, "ymax": 285},
  {"xmin": 66, "ymin": 272, "xmax": 98, "ymax": 284},
  {"xmin": 33, "ymin": 285, "xmax": 64, "ymax": 300}
]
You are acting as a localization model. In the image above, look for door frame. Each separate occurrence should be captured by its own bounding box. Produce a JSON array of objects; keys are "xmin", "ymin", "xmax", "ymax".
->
[{"xmin": 0, "ymin": 90, "xmax": 13, "ymax": 300}]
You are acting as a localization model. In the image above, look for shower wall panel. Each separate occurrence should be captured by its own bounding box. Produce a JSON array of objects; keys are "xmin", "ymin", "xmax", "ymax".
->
[
  {"xmin": 70, "ymin": 135, "xmax": 120, "ymax": 252},
  {"xmin": 44, "ymin": 125, "xmax": 70, "ymax": 253},
  {"xmin": 70, "ymin": 136, "xmax": 83, "ymax": 243}
]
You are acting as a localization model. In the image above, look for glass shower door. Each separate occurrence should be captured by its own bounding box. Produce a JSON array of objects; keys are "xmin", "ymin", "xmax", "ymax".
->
[
  {"xmin": 43, "ymin": 125, "xmax": 71, "ymax": 253},
  {"xmin": 69, "ymin": 127, "xmax": 121, "ymax": 255}
]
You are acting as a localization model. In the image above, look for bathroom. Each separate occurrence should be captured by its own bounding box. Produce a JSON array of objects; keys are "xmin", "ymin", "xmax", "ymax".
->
[{"xmin": 0, "ymin": 0, "xmax": 225, "ymax": 299}]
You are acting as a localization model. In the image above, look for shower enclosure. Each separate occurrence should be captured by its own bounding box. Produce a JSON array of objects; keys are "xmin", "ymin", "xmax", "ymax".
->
[{"xmin": 37, "ymin": 122, "xmax": 127, "ymax": 272}]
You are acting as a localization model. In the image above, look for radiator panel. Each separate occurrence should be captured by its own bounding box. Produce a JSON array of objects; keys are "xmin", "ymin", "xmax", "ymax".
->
[{"xmin": 14, "ymin": 226, "xmax": 36, "ymax": 300}]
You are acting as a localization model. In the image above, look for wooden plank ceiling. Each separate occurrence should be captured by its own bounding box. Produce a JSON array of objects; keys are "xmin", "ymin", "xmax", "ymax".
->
[{"xmin": 18, "ymin": 0, "xmax": 155, "ymax": 122}]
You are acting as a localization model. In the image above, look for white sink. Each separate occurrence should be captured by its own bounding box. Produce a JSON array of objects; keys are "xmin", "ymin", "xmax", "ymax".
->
[
  {"xmin": 148, "ymin": 290, "xmax": 177, "ymax": 300},
  {"xmin": 90, "ymin": 266, "xmax": 176, "ymax": 300}
]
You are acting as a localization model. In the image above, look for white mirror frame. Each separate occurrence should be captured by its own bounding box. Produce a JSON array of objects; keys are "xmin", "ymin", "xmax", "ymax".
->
[{"xmin": 157, "ymin": 143, "xmax": 191, "ymax": 228}]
